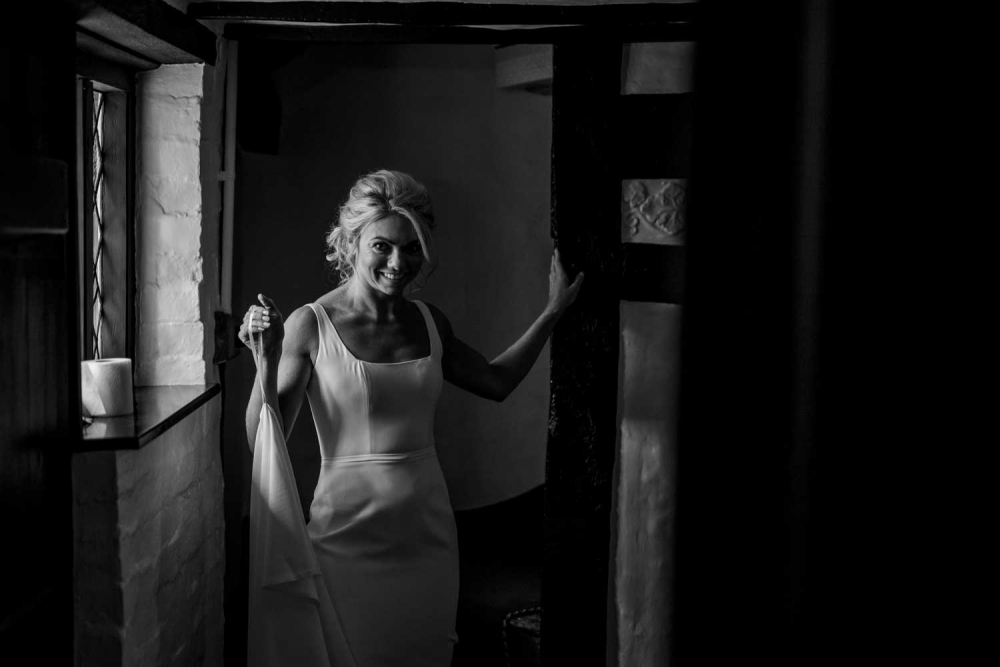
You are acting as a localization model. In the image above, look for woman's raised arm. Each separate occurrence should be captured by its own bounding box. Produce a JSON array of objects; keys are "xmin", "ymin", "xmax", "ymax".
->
[
  {"xmin": 242, "ymin": 296, "xmax": 316, "ymax": 453},
  {"xmin": 435, "ymin": 248, "xmax": 583, "ymax": 402}
]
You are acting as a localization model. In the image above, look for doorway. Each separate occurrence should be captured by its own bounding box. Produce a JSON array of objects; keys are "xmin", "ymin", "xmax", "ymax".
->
[
  {"xmin": 226, "ymin": 40, "xmax": 555, "ymax": 667},
  {"xmin": 195, "ymin": 4, "xmax": 696, "ymax": 665}
]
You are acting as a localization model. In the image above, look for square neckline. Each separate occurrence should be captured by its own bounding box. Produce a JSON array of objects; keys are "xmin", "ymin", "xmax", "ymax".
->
[{"xmin": 314, "ymin": 300, "xmax": 433, "ymax": 366}]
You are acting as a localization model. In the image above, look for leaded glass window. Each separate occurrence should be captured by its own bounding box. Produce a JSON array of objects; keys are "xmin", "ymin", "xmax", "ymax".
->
[
  {"xmin": 77, "ymin": 65, "xmax": 134, "ymax": 363},
  {"xmin": 90, "ymin": 89, "xmax": 106, "ymax": 359}
]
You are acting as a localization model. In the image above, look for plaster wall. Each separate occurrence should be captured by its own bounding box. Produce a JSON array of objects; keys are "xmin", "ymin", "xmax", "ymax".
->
[
  {"xmin": 232, "ymin": 43, "xmax": 552, "ymax": 511},
  {"xmin": 612, "ymin": 302, "xmax": 682, "ymax": 666}
]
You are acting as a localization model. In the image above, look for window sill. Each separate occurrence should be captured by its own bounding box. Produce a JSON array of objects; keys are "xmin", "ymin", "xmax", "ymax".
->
[{"xmin": 78, "ymin": 383, "xmax": 220, "ymax": 452}]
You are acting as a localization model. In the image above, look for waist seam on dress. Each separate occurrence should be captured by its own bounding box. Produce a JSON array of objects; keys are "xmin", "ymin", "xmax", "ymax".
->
[{"xmin": 321, "ymin": 446, "xmax": 437, "ymax": 465}]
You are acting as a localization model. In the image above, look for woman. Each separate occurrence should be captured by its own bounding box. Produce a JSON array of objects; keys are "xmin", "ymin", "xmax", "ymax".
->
[{"xmin": 240, "ymin": 169, "xmax": 583, "ymax": 666}]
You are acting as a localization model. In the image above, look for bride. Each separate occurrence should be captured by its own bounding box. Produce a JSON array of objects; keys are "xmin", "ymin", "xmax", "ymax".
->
[{"xmin": 240, "ymin": 169, "xmax": 583, "ymax": 666}]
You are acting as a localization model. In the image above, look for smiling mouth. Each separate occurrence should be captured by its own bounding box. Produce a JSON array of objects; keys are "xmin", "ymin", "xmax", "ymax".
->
[{"xmin": 380, "ymin": 271, "xmax": 408, "ymax": 282}]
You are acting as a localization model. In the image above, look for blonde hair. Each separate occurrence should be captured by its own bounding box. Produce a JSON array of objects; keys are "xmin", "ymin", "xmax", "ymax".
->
[{"xmin": 325, "ymin": 169, "xmax": 437, "ymax": 286}]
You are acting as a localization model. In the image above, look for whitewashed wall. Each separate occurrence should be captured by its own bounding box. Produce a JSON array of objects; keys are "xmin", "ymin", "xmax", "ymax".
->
[{"xmin": 73, "ymin": 50, "xmax": 228, "ymax": 667}]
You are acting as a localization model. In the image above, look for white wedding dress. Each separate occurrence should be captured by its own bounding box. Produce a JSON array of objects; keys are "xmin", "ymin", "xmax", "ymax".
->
[{"xmin": 248, "ymin": 300, "xmax": 459, "ymax": 667}]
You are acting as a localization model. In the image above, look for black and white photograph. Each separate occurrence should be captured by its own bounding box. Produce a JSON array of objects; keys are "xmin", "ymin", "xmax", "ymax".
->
[{"xmin": 1, "ymin": 1, "xmax": 980, "ymax": 666}]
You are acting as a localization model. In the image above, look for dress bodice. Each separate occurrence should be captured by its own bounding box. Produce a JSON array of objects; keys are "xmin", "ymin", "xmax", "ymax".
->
[{"xmin": 304, "ymin": 300, "xmax": 444, "ymax": 461}]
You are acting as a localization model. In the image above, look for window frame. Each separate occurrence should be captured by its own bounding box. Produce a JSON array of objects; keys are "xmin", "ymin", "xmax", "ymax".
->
[{"xmin": 76, "ymin": 53, "xmax": 136, "ymax": 362}]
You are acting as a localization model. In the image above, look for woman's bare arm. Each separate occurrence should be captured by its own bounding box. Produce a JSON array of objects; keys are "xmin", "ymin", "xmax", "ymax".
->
[
  {"xmin": 433, "ymin": 307, "xmax": 559, "ymax": 402},
  {"xmin": 432, "ymin": 248, "xmax": 583, "ymax": 402},
  {"xmin": 244, "ymin": 304, "xmax": 315, "ymax": 453}
]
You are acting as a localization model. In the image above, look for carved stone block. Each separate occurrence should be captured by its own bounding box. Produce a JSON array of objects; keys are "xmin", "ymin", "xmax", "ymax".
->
[{"xmin": 621, "ymin": 178, "xmax": 687, "ymax": 245}]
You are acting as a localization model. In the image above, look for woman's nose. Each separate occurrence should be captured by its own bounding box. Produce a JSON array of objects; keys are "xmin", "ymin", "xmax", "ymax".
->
[{"xmin": 387, "ymin": 250, "xmax": 402, "ymax": 269}]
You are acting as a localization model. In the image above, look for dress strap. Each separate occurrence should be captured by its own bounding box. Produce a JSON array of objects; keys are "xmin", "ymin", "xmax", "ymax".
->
[
  {"xmin": 305, "ymin": 302, "xmax": 335, "ymax": 360},
  {"xmin": 412, "ymin": 301, "xmax": 442, "ymax": 360}
]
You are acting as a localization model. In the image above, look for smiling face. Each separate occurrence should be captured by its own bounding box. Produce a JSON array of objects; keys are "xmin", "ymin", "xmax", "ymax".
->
[{"xmin": 353, "ymin": 214, "xmax": 425, "ymax": 296}]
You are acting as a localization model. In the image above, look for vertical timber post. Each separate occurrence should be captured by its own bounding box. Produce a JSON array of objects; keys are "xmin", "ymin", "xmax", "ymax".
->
[{"xmin": 543, "ymin": 41, "xmax": 623, "ymax": 666}]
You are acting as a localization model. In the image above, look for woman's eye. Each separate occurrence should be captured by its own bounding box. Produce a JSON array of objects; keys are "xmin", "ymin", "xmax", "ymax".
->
[
  {"xmin": 406, "ymin": 244, "xmax": 422, "ymax": 255},
  {"xmin": 372, "ymin": 242, "xmax": 388, "ymax": 252}
]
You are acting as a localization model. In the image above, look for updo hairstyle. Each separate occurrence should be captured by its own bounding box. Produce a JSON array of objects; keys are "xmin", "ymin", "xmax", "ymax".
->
[{"xmin": 325, "ymin": 169, "xmax": 437, "ymax": 286}]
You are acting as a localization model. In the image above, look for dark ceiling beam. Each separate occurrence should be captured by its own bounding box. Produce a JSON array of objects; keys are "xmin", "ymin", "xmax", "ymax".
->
[
  {"xmin": 223, "ymin": 21, "xmax": 695, "ymax": 44},
  {"xmin": 190, "ymin": 1, "xmax": 698, "ymax": 26},
  {"xmin": 76, "ymin": 0, "xmax": 217, "ymax": 65},
  {"xmin": 76, "ymin": 28, "xmax": 160, "ymax": 71}
]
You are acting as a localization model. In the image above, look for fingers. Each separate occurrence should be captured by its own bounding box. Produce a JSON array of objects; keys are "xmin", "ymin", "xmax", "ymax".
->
[
  {"xmin": 552, "ymin": 248, "xmax": 581, "ymax": 285},
  {"xmin": 564, "ymin": 272, "xmax": 584, "ymax": 305},
  {"xmin": 239, "ymin": 296, "xmax": 283, "ymax": 358},
  {"xmin": 243, "ymin": 295, "xmax": 280, "ymax": 329},
  {"xmin": 552, "ymin": 248, "xmax": 566, "ymax": 278},
  {"xmin": 244, "ymin": 309, "xmax": 268, "ymax": 325},
  {"xmin": 242, "ymin": 307, "xmax": 271, "ymax": 334}
]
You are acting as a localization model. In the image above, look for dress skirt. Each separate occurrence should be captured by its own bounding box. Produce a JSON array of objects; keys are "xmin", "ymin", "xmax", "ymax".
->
[{"xmin": 307, "ymin": 447, "xmax": 459, "ymax": 667}]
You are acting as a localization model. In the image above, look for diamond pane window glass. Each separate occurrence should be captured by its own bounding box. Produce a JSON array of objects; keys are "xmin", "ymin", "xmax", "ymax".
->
[{"xmin": 91, "ymin": 89, "xmax": 105, "ymax": 359}]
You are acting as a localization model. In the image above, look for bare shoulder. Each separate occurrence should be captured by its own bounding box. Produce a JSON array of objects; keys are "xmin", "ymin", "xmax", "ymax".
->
[
  {"xmin": 313, "ymin": 286, "xmax": 350, "ymax": 320},
  {"xmin": 282, "ymin": 304, "xmax": 320, "ymax": 358},
  {"xmin": 418, "ymin": 301, "xmax": 454, "ymax": 341}
]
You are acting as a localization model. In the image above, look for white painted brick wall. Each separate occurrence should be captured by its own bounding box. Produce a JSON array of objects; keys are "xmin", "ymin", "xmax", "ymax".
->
[
  {"xmin": 73, "ymin": 399, "xmax": 225, "ymax": 667},
  {"xmin": 137, "ymin": 64, "xmax": 208, "ymax": 386},
  {"xmin": 118, "ymin": 398, "xmax": 225, "ymax": 666},
  {"xmin": 197, "ymin": 42, "xmax": 227, "ymax": 385}
]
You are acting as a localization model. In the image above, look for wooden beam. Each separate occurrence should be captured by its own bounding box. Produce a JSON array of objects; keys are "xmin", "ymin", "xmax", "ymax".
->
[
  {"xmin": 191, "ymin": 1, "xmax": 699, "ymax": 26},
  {"xmin": 76, "ymin": 50, "xmax": 139, "ymax": 91},
  {"xmin": 76, "ymin": 29, "xmax": 158, "ymax": 71},
  {"xmin": 618, "ymin": 94, "xmax": 695, "ymax": 179},
  {"xmin": 77, "ymin": 0, "xmax": 217, "ymax": 65},
  {"xmin": 621, "ymin": 244, "xmax": 685, "ymax": 304},
  {"xmin": 223, "ymin": 21, "xmax": 695, "ymax": 45},
  {"xmin": 544, "ymin": 40, "xmax": 624, "ymax": 667}
]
